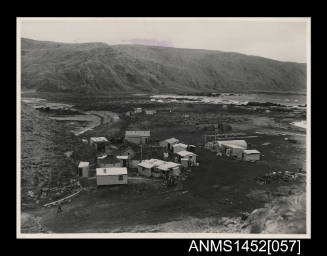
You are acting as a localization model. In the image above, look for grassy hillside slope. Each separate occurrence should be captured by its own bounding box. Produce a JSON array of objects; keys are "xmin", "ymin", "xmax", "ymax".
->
[
  {"xmin": 21, "ymin": 38, "xmax": 307, "ymax": 94},
  {"xmin": 20, "ymin": 103, "xmax": 96, "ymax": 209}
]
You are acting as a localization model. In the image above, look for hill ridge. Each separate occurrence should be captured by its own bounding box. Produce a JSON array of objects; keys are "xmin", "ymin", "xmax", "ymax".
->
[{"xmin": 21, "ymin": 38, "xmax": 307, "ymax": 94}]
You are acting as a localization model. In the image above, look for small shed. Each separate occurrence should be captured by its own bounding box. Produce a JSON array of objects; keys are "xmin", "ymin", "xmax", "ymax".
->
[
  {"xmin": 218, "ymin": 140, "xmax": 247, "ymax": 159},
  {"xmin": 176, "ymin": 150, "xmax": 197, "ymax": 163},
  {"xmin": 137, "ymin": 159, "xmax": 165, "ymax": 177},
  {"xmin": 78, "ymin": 162, "xmax": 89, "ymax": 178},
  {"xmin": 134, "ymin": 107, "xmax": 142, "ymax": 114},
  {"xmin": 181, "ymin": 158, "xmax": 189, "ymax": 168},
  {"xmin": 125, "ymin": 130, "xmax": 150, "ymax": 144},
  {"xmin": 145, "ymin": 109, "xmax": 157, "ymax": 115},
  {"xmin": 157, "ymin": 162, "xmax": 181, "ymax": 177},
  {"xmin": 160, "ymin": 137, "xmax": 179, "ymax": 151},
  {"xmin": 187, "ymin": 145, "xmax": 196, "ymax": 152},
  {"xmin": 81, "ymin": 139, "xmax": 88, "ymax": 144},
  {"xmin": 173, "ymin": 143, "xmax": 188, "ymax": 153},
  {"xmin": 90, "ymin": 137, "xmax": 109, "ymax": 154},
  {"xmin": 96, "ymin": 167, "xmax": 128, "ymax": 186},
  {"xmin": 125, "ymin": 111, "xmax": 133, "ymax": 117},
  {"xmin": 242, "ymin": 149, "xmax": 261, "ymax": 162},
  {"xmin": 117, "ymin": 155, "xmax": 129, "ymax": 167},
  {"xmin": 224, "ymin": 144, "xmax": 244, "ymax": 159}
]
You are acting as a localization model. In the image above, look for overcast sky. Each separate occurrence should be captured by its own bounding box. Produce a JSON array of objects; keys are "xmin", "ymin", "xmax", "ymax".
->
[{"xmin": 19, "ymin": 18, "xmax": 309, "ymax": 63}]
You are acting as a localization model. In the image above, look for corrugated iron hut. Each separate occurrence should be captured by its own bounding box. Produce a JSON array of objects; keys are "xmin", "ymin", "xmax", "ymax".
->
[
  {"xmin": 78, "ymin": 162, "xmax": 90, "ymax": 178},
  {"xmin": 125, "ymin": 130, "xmax": 150, "ymax": 144},
  {"xmin": 173, "ymin": 143, "xmax": 188, "ymax": 153},
  {"xmin": 242, "ymin": 149, "xmax": 261, "ymax": 162},
  {"xmin": 96, "ymin": 167, "xmax": 128, "ymax": 186}
]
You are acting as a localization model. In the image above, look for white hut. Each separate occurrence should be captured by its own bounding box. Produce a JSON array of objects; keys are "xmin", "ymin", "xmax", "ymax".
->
[
  {"xmin": 181, "ymin": 158, "xmax": 190, "ymax": 168},
  {"xmin": 217, "ymin": 140, "xmax": 247, "ymax": 159},
  {"xmin": 145, "ymin": 109, "xmax": 157, "ymax": 115},
  {"xmin": 90, "ymin": 137, "xmax": 109, "ymax": 153},
  {"xmin": 137, "ymin": 159, "xmax": 166, "ymax": 177},
  {"xmin": 173, "ymin": 143, "xmax": 188, "ymax": 153},
  {"xmin": 217, "ymin": 140, "xmax": 247, "ymax": 149},
  {"xmin": 134, "ymin": 107, "xmax": 142, "ymax": 113},
  {"xmin": 157, "ymin": 162, "xmax": 181, "ymax": 177},
  {"xmin": 176, "ymin": 150, "xmax": 197, "ymax": 163},
  {"xmin": 78, "ymin": 162, "xmax": 90, "ymax": 178},
  {"xmin": 242, "ymin": 149, "xmax": 261, "ymax": 162},
  {"xmin": 125, "ymin": 130, "xmax": 150, "ymax": 144},
  {"xmin": 96, "ymin": 167, "xmax": 128, "ymax": 186},
  {"xmin": 116, "ymin": 155, "xmax": 129, "ymax": 167},
  {"xmin": 159, "ymin": 138, "xmax": 179, "ymax": 151}
]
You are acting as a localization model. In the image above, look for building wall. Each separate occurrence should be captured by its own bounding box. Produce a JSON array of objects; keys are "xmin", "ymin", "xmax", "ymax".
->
[
  {"xmin": 231, "ymin": 148, "xmax": 244, "ymax": 159},
  {"xmin": 191, "ymin": 155, "xmax": 197, "ymax": 162},
  {"xmin": 159, "ymin": 140, "xmax": 168, "ymax": 147},
  {"xmin": 141, "ymin": 136, "xmax": 150, "ymax": 144},
  {"xmin": 168, "ymin": 142, "xmax": 179, "ymax": 151},
  {"xmin": 152, "ymin": 169, "xmax": 162, "ymax": 178},
  {"xmin": 96, "ymin": 174, "xmax": 128, "ymax": 186},
  {"xmin": 125, "ymin": 135, "xmax": 150, "ymax": 144},
  {"xmin": 172, "ymin": 167, "xmax": 181, "ymax": 176},
  {"xmin": 243, "ymin": 153, "xmax": 260, "ymax": 162},
  {"xmin": 181, "ymin": 159, "xmax": 189, "ymax": 167},
  {"xmin": 221, "ymin": 145, "xmax": 243, "ymax": 159},
  {"xmin": 173, "ymin": 145, "xmax": 187, "ymax": 153},
  {"xmin": 138, "ymin": 166, "xmax": 152, "ymax": 177},
  {"xmin": 125, "ymin": 136, "xmax": 141, "ymax": 144},
  {"xmin": 99, "ymin": 162, "xmax": 122, "ymax": 168},
  {"xmin": 130, "ymin": 160, "xmax": 141, "ymax": 168},
  {"xmin": 82, "ymin": 167, "xmax": 89, "ymax": 177},
  {"xmin": 78, "ymin": 167, "xmax": 89, "ymax": 177}
]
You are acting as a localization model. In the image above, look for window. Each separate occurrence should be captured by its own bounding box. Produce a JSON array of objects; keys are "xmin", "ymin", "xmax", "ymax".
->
[{"xmin": 118, "ymin": 175, "xmax": 124, "ymax": 181}]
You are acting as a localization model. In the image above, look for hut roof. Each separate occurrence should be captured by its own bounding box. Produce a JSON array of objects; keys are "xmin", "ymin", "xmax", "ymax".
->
[
  {"xmin": 125, "ymin": 130, "xmax": 150, "ymax": 137},
  {"xmin": 243, "ymin": 149, "xmax": 260, "ymax": 154},
  {"xmin": 78, "ymin": 162, "xmax": 89, "ymax": 168},
  {"xmin": 176, "ymin": 151, "xmax": 197, "ymax": 157},
  {"xmin": 96, "ymin": 167, "xmax": 127, "ymax": 176}
]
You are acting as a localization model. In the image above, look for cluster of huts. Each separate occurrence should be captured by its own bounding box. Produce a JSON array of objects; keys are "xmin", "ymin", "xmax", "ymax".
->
[
  {"xmin": 125, "ymin": 107, "xmax": 157, "ymax": 117},
  {"xmin": 77, "ymin": 136, "xmax": 133, "ymax": 186},
  {"xmin": 159, "ymin": 138, "xmax": 197, "ymax": 166},
  {"xmin": 137, "ymin": 159, "xmax": 181, "ymax": 178},
  {"xmin": 76, "ymin": 129, "xmax": 200, "ymax": 187},
  {"xmin": 205, "ymin": 139, "xmax": 260, "ymax": 162},
  {"xmin": 136, "ymin": 137, "xmax": 198, "ymax": 179}
]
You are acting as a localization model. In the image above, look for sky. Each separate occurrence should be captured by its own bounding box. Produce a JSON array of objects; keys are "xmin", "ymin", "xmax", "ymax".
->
[{"xmin": 19, "ymin": 18, "xmax": 309, "ymax": 63}]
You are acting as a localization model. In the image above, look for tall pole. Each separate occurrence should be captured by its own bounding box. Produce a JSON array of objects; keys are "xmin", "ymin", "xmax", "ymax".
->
[{"xmin": 140, "ymin": 144, "xmax": 143, "ymax": 161}]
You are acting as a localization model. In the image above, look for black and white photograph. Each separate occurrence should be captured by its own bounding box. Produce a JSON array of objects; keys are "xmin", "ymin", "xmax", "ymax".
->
[{"xmin": 16, "ymin": 17, "xmax": 310, "ymax": 238}]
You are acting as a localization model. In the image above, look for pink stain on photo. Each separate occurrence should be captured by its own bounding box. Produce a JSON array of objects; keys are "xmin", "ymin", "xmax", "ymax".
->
[{"xmin": 122, "ymin": 38, "xmax": 174, "ymax": 47}]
